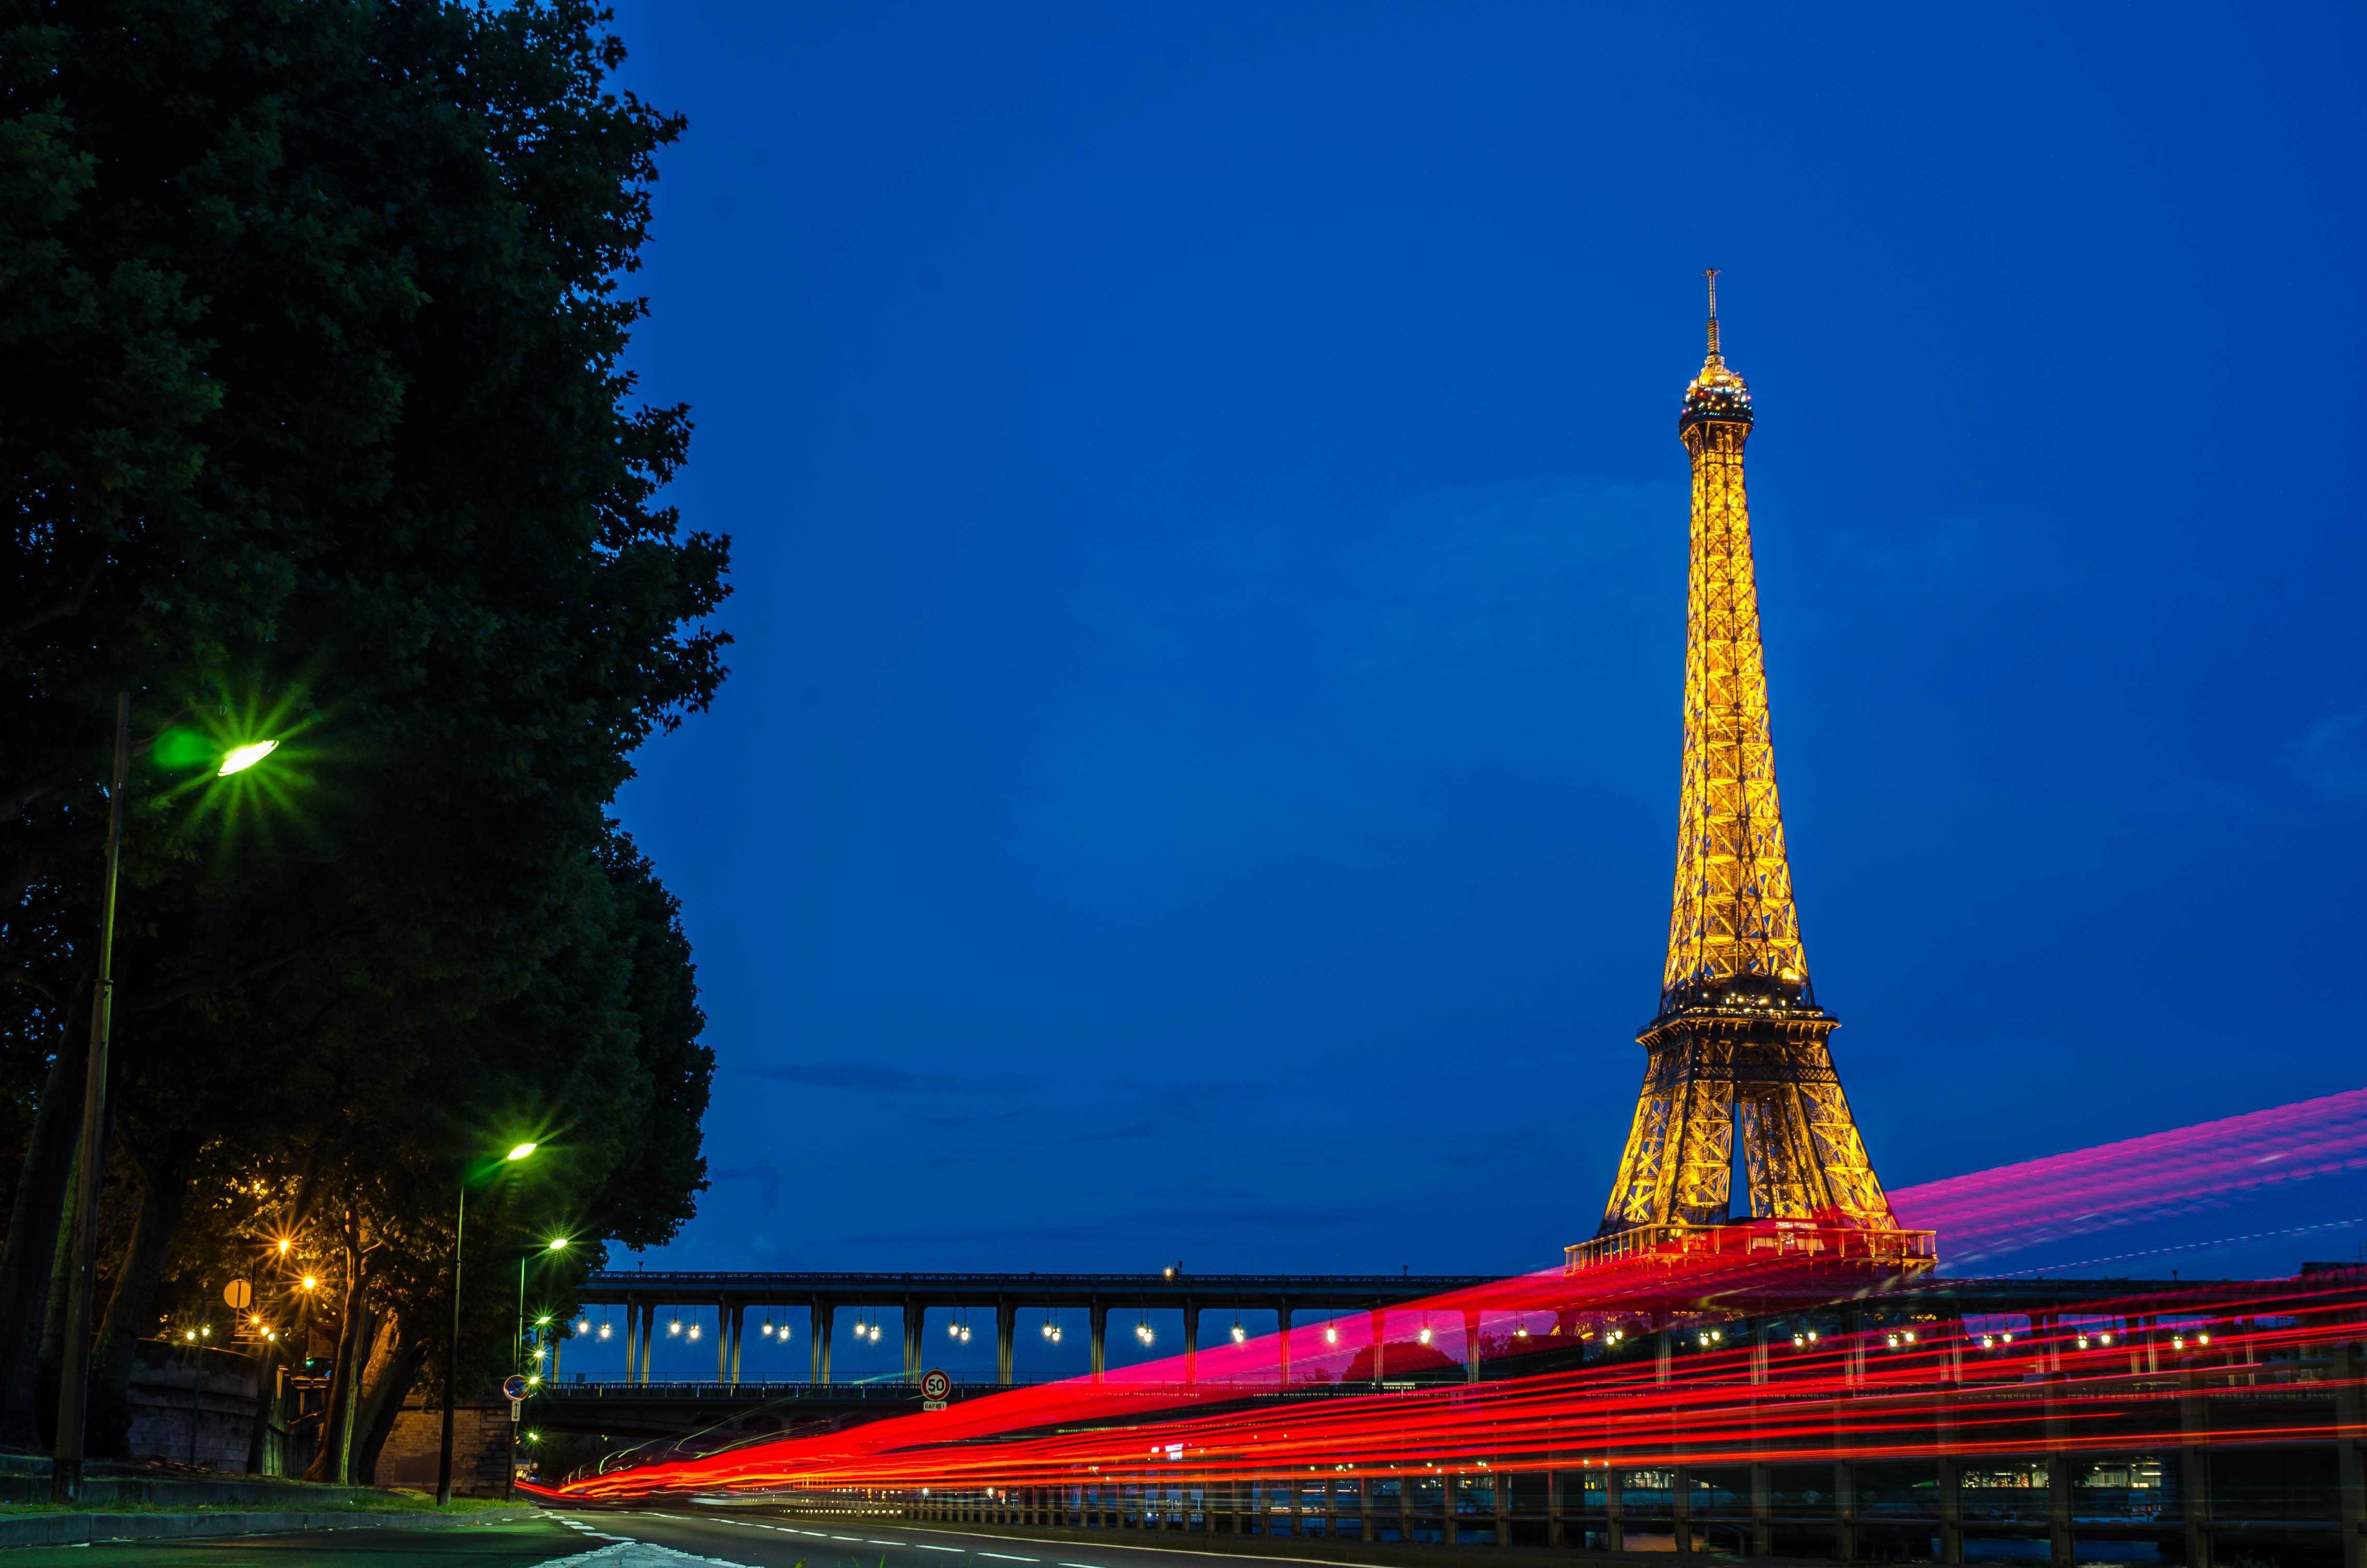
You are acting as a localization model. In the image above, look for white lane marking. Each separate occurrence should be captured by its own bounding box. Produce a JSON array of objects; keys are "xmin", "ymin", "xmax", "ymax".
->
[
  {"xmin": 911, "ymin": 1547, "xmax": 966, "ymax": 1554},
  {"xmin": 832, "ymin": 1535, "xmax": 865, "ymax": 1541},
  {"xmin": 897, "ymin": 1530, "xmax": 1400, "ymax": 1568},
  {"xmin": 978, "ymin": 1555, "xmax": 1040, "ymax": 1562}
]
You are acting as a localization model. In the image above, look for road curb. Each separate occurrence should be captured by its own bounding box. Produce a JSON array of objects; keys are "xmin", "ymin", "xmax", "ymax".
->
[{"xmin": 0, "ymin": 1504, "xmax": 538, "ymax": 1549}]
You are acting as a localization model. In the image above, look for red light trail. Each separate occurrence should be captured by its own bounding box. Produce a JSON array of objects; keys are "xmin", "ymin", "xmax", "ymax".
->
[{"xmin": 534, "ymin": 1090, "xmax": 2367, "ymax": 1502}]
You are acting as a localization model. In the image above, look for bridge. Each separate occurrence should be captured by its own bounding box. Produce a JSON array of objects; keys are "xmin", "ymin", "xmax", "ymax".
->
[
  {"xmin": 571, "ymin": 1270, "xmax": 1495, "ymax": 1384},
  {"xmin": 530, "ymin": 1271, "xmax": 2239, "ymax": 1447}
]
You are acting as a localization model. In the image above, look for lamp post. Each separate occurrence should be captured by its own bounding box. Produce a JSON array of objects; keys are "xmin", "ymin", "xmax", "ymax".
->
[
  {"xmin": 508, "ymin": 1238, "xmax": 568, "ymax": 1501},
  {"xmin": 51, "ymin": 700, "xmax": 279, "ymax": 1503},
  {"xmin": 436, "ymin": 1142, "xmax": 537, "ymax": 1506},
  {"xmin": 520, "ymin": 1238, "xmax": 570, "ymax": 1373}
]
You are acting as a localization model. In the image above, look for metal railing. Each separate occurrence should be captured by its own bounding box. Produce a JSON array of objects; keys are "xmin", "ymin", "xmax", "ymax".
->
[{"xmin": 1566, "ymin": 1220, "xmax": 1938, "ymax": 1274}]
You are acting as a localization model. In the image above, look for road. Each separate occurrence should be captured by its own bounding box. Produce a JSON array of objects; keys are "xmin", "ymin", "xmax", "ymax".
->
[
  {"xmin": 0, "ymin": 1507, "xmax": 1374, "ymax": 1568},
  {"xmin": 543, "ymin": 1506, "xmax": 1361, "ymax": 1568}
]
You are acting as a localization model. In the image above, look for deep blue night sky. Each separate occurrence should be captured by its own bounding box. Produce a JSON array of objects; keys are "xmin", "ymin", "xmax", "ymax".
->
[{"xmin": 567, "ymin": 4, "xmax": 2367, "ymax": 1380}]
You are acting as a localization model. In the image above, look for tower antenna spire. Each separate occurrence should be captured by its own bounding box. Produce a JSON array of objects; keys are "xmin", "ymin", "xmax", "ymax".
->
[{"xmin": 1704, "ymin": 268, "xmax": 1722, "ymax": 361}]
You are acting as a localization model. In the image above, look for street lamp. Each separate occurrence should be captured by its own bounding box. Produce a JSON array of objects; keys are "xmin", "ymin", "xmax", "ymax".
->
[
  {"xmin": 521, "ymin": 1238, "xmax": 570, "ymax": 1366},
  {"xmin": 52, "ymin": 699, "xmax": 280, "ymax": 1504},
  {"xmin": 436, "ymin": 1141, "xmax": 540, "ymax": 1506},
  {"xmin": 217, "ymin": 740, "xmax": 279, "ymax": 776}
]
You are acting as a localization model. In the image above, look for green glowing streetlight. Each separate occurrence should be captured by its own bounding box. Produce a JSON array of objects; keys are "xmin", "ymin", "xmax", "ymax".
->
[
  {"xmin": 216, "ymin": 740, "xmax": 281, "ymax": 776},
  {"xmin": 519, "ymin": 1238, "xmax": 571, "ymax": 1382},
  {"xmin": 56, "ymin": 699, "xmax": 284, "ymax": 1504},
  {"xmin": 439, "ymin": 1139, "xmax": 543, "ymax": 1507}
]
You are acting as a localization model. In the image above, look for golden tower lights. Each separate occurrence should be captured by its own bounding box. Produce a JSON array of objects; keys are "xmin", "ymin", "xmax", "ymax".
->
[{"xmin": 1595, "ymin": 274, "xmax": 1903, "ymax": 1243}]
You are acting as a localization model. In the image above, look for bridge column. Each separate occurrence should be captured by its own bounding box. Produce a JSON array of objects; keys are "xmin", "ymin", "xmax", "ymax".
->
[
  {"xmin": 1442, "ymin": 1469, "xmax": 1460, "ymax": 1544},
  {"xmin": 624, "ymin": 1301, "xmax": 639, "ymax": 1383},
  {"xmin": 1277, "ymin": 1304, "xmax": 1292, "ymax": 1386},
  {"xmin": 997, "ymin": 1300, "xmax": 1016, "ymax": 1384},
  {"xmin": 1183, "ymin": 1301, "xmax": 1197, "ymax": 1384},
  {"xmin": 1935, "ymin": 1381, "xmax": 1962, "ymax": 1564},
  {"xmin": 1090, "ymin": 1301, "xmax": 1108, "ymax": 1381},
  {"xmin": 903, "ymin": 1299, "xmax": 920, "ymax": 1383},
  {"xmin": 1370, "ymin": 1307, "xmax": 1387, "ymax": 1386},
  {"xmin": 1671, "ymin": 1463, "xmax": 1692, "ymax": 1554},
  {"xmin": 2334, "ymin": 1342, "xmax": 2364, "ymax": 1568},
  {"xmin": 1463, "ymin": 1308, "xmax": 1483, "ymax": 1382},
  {"xmin": 817, "ymin": 1302, "xmax": 833, "ymax": 1386},
  {"xmin": 717, "ymin": 1297, "xmax": 730, "ymax": 1383},
  {"xmin": 728, "ymin": 1302, "xmax": 744, "ymax": 1385},
  {"xmin": 638, "ymin": 1303, "xmax": 653, "ymax": 1385}
]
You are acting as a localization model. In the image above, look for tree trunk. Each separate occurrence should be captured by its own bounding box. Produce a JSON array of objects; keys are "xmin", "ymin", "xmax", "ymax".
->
[
  {"xmin": 244, "ymin": 1338, "xmax": 280, "ymax": 1476},
  {"xmin": 0, "ymin": 1037, "xmax": 85, "ymax": 1448},
  {"xmin": 33, "ymin": 1131, "xmax": 84, "ymax": 1450},
  {"xmin": 355, "ymin": 1315, "xmax": 425, "ymax": 1486},
  {"xmin": 301, "ymin": 1231, "xmax": 369, "ymax": 1483},
  {"xmin": 88, "ymin": 1145, "xmax": 188, "ymax": 1458}
]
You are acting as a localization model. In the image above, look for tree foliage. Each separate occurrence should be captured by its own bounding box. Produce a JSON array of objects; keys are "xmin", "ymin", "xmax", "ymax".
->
[{"xmin": 0, "ymin": 0, "xmax": 725, "ymax": 1466}]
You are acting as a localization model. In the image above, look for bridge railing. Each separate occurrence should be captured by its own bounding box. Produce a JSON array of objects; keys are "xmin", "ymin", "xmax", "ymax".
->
[{"xmin": 533, "ymin": 1377, "xmax": 1443, "ymax": 1402}]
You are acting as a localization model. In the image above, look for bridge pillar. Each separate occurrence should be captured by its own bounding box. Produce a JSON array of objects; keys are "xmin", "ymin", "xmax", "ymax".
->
[
  {"xmin": 1370, "ymin": 1307, "xmax": 1386, "ymax": 1386},
  {"xmin": 1183, "ymin": 1301, "xmax": 1197, "ymax": 1384},
  {"xmin": 1277, "ymin": 1304, "xmax": 1292, "ymax": 1386},
  {"xmin": 1464, "ymin": 1308, "xmax": 1483, "ymax": 1381},
  {"xmin": 1090, "ymin": 1301, "xmax": 1108, "ymax": 1381},
  {"xmin": 817, "ymin": 1302, "xmax": 833, "ymax": 1386},
  {"xmin": 1671, "ymin": 1463, "xmax": 1692, "ymax": 1554},
  {"xmin": 1442, "ymin": 1469, "xmax": 1460, "ymax": 1544},
  {"xmin": 624, "ymin": 1300, "xmax": 639, "ymax": 1383},
  {"xmin": 638, "ymin": 1303, "xmax": 653, "ymax": 1385},
  {"xmin": 997, "ymin": 1300, "xmax": 1015, "ymax": 1384},
  {"xmin": 728, "ymin": 1302, "xmax": 744, "ymax": 1385},
  {"xmin": 1834, "ymin": 1457, "xmax": 1857, "ymax": 1562},
  {"xmin": 902, "ymin": 1299, "xmax": 920, "ymax": 1383},
  {"xmin": 717, "ymin": 1297, "xmax": 730, "ymax": 1383},
  {"xmin": 2334, "ymin": 1341, "xmax": 2364, "ymax": 1568},
  {"xmin": 1752, "ymin": 1462, "xmax": 1773, "ymax": 1557}
]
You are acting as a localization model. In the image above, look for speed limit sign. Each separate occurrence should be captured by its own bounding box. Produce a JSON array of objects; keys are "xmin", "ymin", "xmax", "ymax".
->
[{"xmin": 919, "ymin": 1368, "xmax": 951, "ymax": 1402}]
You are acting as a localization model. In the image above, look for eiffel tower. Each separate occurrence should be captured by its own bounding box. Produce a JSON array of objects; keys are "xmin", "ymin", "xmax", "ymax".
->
[{"xmin": 1593, "ymin": 274, "xmax": 1911, "ymax": 1249}]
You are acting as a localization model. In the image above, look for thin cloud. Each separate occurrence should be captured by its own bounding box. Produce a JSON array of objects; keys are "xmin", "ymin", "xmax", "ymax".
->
[
  {"xmin": 733, "ymin": 1060, "xmax": 1035, "ymax": 1094},
  {"xmin": 712, "ymin": 1160, "xmax": 781, "ymax": 1216}
]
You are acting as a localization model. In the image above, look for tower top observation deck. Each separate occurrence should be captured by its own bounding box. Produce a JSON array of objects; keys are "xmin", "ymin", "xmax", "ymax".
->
[{"xmin": 1680, "ymin": 268, "xmax": 1753, "ymax": 432}]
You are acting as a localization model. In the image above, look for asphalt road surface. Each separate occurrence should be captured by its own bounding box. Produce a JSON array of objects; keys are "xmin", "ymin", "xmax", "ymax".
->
[
  {"xmin": 0, "ymin": 1508, "xmax": 1381, "ymax": 1568},
  {"xmin": 540, "ymin": 1506, "xmax": 1371, "ymax": 1568}
]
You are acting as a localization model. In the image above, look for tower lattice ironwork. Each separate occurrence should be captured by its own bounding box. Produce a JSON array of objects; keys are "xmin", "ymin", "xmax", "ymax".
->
[{"xmin": 1595, "ymin": 274, "xmax": 1903, "ymax": 1242}]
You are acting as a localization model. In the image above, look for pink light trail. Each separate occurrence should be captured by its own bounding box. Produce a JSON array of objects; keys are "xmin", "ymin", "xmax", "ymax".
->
[{"xmin": 1890, "ymin": 1085, "xmax": 2367, "ymax": 1266}]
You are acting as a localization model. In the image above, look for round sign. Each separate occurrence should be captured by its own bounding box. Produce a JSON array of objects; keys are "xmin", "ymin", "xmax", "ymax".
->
[
  {"xmin": 222, "ymin": 1279, "xmax": 252, "ymax": 1310},
  {"xmin": 919, "ymin": 1369, "xmax": 951, "ymax": 1401},
  {"xmin": 501, "ymin": 1374, "xmax": 530, "ymax": 1402}
]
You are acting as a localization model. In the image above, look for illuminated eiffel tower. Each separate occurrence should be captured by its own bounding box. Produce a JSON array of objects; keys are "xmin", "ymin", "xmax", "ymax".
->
[{"xmin": 1592, "ymin": 274, "xmax": 1916, "ymax": 1253}]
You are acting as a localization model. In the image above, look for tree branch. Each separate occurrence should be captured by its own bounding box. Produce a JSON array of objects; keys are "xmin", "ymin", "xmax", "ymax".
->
[{"xmin": 4, "ymin": 556, "xmax": 105, "ymax": 641}]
